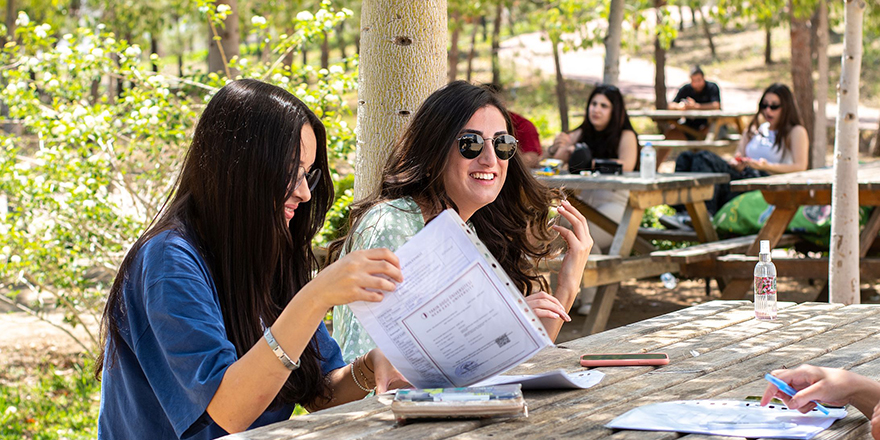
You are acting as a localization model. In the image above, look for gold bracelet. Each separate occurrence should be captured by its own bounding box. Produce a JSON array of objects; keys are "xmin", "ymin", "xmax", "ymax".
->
[{"xmin": 350, "ymin": 357, "xmax": 372, "ymax": 393}]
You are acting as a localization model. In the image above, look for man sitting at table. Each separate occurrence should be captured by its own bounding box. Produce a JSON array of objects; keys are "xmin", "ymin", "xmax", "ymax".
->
[{"xmin": 665, "ymin": 65, "xmax": 721, "ymax": 139}]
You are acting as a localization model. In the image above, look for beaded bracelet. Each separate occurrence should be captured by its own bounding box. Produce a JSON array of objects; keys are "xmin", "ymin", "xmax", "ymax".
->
[{"xmin": 350, "ymin": 357, "xmax": 373, "ymax": 393}]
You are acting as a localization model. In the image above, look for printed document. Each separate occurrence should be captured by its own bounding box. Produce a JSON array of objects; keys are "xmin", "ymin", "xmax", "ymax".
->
[{"xmin": 347, "ymin": 209, "xmax": 552, "ymax": 388}]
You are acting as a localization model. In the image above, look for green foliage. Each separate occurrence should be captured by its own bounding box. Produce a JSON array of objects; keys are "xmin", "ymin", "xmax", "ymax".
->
[
  {"xmin": 0, "ymin": 355, "xmax": 100, "ymax": 439},
  {"xmin": 0, "ymin": 2, "xmax": 358, "ymax": 355},
  {"xmin": 314, "ymin": 173, "xmax": 354, "ymax": 247},
  {"xmin": 640, "ymin": 205, "xmax": 695, "ymax": 250}
]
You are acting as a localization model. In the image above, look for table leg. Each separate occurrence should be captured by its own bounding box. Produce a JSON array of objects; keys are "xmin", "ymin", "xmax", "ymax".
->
[
  {"xmin": 721, "ymin": 279, "xmax": 752, "ymax": 300},
  {"xmin": 609, "ymin": 205, "xmax": 645, "ymax": 257},
  {"xmin": 685, "ymin": 202, "xmax": 719, "ymax": 243},
  {"xmin": 582, "ymin": 284, "xmax": 618, "ymax": 335},
  {"xmin": 568, "ymin": 194, "xmax": 654, "ymax": 255},
  {"xmin": 859, "ymin": 207, "xmax": 880, "ymax": 258},
  {"xmin": 746, "ymin": 206, "xmax": 798, "ymax": 255}
]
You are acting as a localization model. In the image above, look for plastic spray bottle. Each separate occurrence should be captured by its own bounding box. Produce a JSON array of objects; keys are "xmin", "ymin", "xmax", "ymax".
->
[{"xmin": 754, "ymin": 240, "xmax": 777, "ymax": 320}]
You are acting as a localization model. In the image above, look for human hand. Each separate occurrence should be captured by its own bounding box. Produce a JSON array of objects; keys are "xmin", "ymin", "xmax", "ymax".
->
[
  {"xmin": 761, "ymin": 365, "xmax": 862, "ymax": 413},
  {"xmin": 728, "ymin": 155, "xmax": 747, "ymax": 172},
  {"xmin": 366, "ymin": 348, "xmax": 411, "ymax": 393},
  {"xmin": 525, "ymin": 291, "xmax": 571, "ymax": 322},
  {"xmin": 307, "ymin": 248, "xmax": 403, "ymax": 309},
  {"xmin": 742, "ymin": 157, "xmax": 768, "ymax": 171},
  {"xmin": 685, "ymin": 97, "xmax": 698, "ymax": 109},
  {"xmin": 552, "ymin": 199, "xmax": 593, "ymax": 293}
]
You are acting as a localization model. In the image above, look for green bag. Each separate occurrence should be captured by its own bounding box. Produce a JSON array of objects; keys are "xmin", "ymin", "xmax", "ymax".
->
[{"xmin": 712, "ymin": 190, "xmax": 874, "ymax": 247}]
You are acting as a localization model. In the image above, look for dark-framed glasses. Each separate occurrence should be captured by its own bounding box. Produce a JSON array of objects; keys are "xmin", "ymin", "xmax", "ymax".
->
[
  {"xmin": 458, "ymin": 133, "xmax": 518, "ymax": 160},
  {"xmin": 293, "ymin": 166, "xmax": 322, "ymax": 192},
  {"xmin": 759, "ymin": 103, "xmax": 781, "ymax": 111}
]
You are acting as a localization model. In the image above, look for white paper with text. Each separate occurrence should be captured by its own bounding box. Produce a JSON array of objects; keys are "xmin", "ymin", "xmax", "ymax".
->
[{"xmin": 348, "ymin": 209, "xmax": 552, "ymax": 388}]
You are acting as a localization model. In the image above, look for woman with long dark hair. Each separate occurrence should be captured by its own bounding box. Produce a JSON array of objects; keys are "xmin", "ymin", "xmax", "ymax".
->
[
  {"xmin": 674, "ymin": 83, "xmax": 808, "ymax": 215},
  {"xmin": 96, "ymin": 79, "xmax": 407, "ymax": 439},
  {"xmin": 548, "ymin": 83, "xmax": 639, "ymax": 171},
  {"xmin": 330, "ymin": 81, "xmax": 593, "ymax": 362}
]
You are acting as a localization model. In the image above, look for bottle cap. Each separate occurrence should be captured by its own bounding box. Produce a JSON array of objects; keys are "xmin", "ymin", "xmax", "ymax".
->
[
  {"xmin": 760, "ymin": 240, "xmax": 770, "ymax": 254},
  {"xmin": 645, "ymin": 141, "xmax": 652, "ymax": 148}
]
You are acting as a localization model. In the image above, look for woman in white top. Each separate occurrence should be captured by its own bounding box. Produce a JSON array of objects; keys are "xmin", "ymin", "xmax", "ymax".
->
[{"xmin": 729, "ymin": 83, "xmax": 809, "ymax": 175}]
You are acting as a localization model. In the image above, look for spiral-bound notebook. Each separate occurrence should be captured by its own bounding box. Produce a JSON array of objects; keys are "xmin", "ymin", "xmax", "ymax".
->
[{"xmin": 347, "ymin": 209, "xmax": 553, "ymax": 389}]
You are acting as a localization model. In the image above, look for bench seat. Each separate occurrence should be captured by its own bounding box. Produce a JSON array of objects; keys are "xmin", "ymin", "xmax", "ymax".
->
[{"xmin": 650, "ymin": 234, "xmax": 800, "ymax": 264}]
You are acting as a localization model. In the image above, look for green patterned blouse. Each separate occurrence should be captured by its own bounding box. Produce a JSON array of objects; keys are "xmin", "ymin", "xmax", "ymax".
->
[{"xmin": 331, "ymin": 197, "xmax": 426, "ymax": 363}]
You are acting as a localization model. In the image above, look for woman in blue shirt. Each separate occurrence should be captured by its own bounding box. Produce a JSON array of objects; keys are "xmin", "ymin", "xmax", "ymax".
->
[{"xmin": 95, "ymin": 79, "xmax": 407, "ymax": 439}]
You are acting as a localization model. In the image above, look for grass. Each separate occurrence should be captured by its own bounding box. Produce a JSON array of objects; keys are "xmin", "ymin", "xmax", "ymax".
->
[{"xmin": 0, "ymin": 353, "xmax": 100, "ymax": 439}]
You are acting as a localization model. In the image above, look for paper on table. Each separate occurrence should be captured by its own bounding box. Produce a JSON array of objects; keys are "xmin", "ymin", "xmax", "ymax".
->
[
  {"xmin": 607, "ymin": 400, "xmax": 847, "ymax": 439},
  {"xmin": 348, "ymin": 209, "xmax": 553, "ymax": 388},
  {"xmin": 473, "ymin": 369, "xmax": 604, "ymax": 390}
]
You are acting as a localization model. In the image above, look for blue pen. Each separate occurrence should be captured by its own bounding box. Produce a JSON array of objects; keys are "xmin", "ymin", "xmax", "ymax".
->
[{"xmin": 764, "ymin": 373, "xmax": 830, "ymax": 415}]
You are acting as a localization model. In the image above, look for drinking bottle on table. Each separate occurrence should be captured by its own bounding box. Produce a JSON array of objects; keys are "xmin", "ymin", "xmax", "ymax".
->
[{"xmin": 754, "ymin": 240, "xmax": 777, "ymax": 320}]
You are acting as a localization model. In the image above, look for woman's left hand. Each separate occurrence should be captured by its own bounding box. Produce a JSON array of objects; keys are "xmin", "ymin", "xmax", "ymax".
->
[
  {"xmin": 742, "ymin": 157, "xmax": 768, "ymax": 171},
  {"xmin": 552, "ymin": 199, "xmax": 593, "ymax": 294},
  {"xmin": 366, "ymin": 348, "xmax": 411, "ymax": 393},
  {"xmin": 525, "ymin": 291, "xmax": 571, "ymax": 322}
]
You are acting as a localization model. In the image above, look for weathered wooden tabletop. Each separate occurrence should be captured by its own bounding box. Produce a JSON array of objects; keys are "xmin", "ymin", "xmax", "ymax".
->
[
  {"xmin": 731, "ymin": 160, "xmax": 880, "ymax": 193},
  {"xmin": 224, "ymin": 301, "xmax": 880, "ymax": 440},
  {"xmin": 536, "ymin": 172, "xmax": 729, "ymax": 192},
  {"xmin": 628, "ymin": 109, "xmax": 754, "ymax": 120}
]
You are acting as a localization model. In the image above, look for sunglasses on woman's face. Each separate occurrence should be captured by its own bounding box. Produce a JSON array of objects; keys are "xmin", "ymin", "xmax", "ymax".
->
[
  {"xmin": 759, "ymin": 103, "xmax": 782, "ymax": 111},
  {"xmin": 458, "ymin": 133, "xmax": 518, "ymax": 160}
]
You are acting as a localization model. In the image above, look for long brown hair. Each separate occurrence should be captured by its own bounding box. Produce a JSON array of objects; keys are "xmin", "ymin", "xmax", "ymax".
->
[
  {"xmin": 575, "ymin": 83, "xmax": 638, "ymax": 159},
  {"xmin": 96, "ymin": 79, "xmax": 335, "ymax": 407},
  {"xmin": 332, "ymin": 81, "xmax": 559, "ymax": 295},
  {"xmin": 747, "ymin": 83, "xmax": 803, "ymax": 153}
]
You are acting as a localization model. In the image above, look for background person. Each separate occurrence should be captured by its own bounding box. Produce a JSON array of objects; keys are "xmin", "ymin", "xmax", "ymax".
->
[
  {"xmin": 547, "ymin": 83, "xmax": 638, "ymax": 315},
  {"xmin": 330, "ymin": 81, "xmax": 593, "ymax": 362},
  {"xmin": 96, "ymin": 79, "xmax": 407, "ymax": 439},
  {"xmin": 672, "ymin": 83, "xmax": 808, "ymax": 216},
  {"xmin": 667, "ymin": 65, "xmax": 722, "ymax": 138}
]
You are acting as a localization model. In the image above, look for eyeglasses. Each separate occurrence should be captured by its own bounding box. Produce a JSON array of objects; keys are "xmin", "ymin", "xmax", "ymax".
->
[
  {"xmin": 458, "ymin": 133, "xmax": 518, "ymax": 160},
  {"xmin": 759, "ymin": 103, "xmax": 782, "ymax": 111},
  {"xmin": 292, "ymin": 166, "xmax": 322, "ymax": 192}
]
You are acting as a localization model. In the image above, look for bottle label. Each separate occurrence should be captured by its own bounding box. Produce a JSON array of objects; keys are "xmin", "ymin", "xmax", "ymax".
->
[{"xmin": 754, "ymin": 276, "xmax": 776, "ymax": 296}]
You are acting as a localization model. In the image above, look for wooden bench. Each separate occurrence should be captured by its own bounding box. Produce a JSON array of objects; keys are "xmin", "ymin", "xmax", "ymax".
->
[
  {"xmin": 650, "ymin": 234, "xmax": 799, "ymax": 264},
  {"xmin": 645, "ymin": 139, "xmax": 738, "ymax": 151},
  {"xmin": 638, "ymin": 134, "xmax": 741, "ymax": 144}
]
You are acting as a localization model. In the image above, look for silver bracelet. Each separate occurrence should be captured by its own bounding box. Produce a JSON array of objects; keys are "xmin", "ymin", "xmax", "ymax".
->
[
  {"xmin": 350, "ymin": 357, "xmax": 373, "ymax": 392},
  {"xmin": 263, "ymin": 326, "xmax": 300, "ymax": 371}
]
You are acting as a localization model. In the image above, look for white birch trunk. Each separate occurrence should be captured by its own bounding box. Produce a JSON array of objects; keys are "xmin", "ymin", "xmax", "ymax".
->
[
  {"xmin": 829, "ymin": 0, "xmax": 865, "ymax": 305},
  {"xmin": 355, "ymin": 0, "xmax": 447, "ymax": 200},
  {"xmin": 603, "ymin": 0, "xmax": 625, "ymax": 85},
  {"xmin": 813, "ymin": 0, "xmax": 828, "ymax": 169}
]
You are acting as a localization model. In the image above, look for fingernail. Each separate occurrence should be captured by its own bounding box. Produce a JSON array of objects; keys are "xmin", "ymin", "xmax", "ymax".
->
[{"xmin": 563, "ymin": 312, "xmax": 571, "ymax": 322}]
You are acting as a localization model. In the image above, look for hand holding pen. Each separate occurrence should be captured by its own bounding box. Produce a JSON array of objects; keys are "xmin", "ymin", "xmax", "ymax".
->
[{"xmin": 761, "ymin": 365, "xmax": 880, "ymax": 419}]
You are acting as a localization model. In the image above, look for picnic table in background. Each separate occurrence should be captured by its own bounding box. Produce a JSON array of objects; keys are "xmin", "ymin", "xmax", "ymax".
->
[
  {"xmin": 222, "ymin": 300, "xmax": 880, "ymax": 439},
  {"xmin": 628, "ymin": 108, "xmax": 753, "ymax": 142},
  {"xmin": 536, "ymin": 172, "xmax": 729, "ymax": 335},
  {"xmin": 674, "ymin": 161, "xmax": 880, "ymax": 299}
]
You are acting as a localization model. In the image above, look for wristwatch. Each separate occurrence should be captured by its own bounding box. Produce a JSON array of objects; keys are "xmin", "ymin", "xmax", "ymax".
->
[{"xmin": 263, "ymin": 326, "xmax": 301, "ymax": 371}]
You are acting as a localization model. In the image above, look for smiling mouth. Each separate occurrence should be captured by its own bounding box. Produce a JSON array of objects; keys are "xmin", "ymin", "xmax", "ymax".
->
[
  {"xmin": 470, "ymin": 172, "xmax": 495, "ymax": 181},
  {"xmin": 284, "ymin": 205, "xmax": 296, "ymax": 218}
]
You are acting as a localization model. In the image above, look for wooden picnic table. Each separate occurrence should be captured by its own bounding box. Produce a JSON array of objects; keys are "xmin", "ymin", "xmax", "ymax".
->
[
  {"xmin": 225, "ymin": 300, "xmax": 880, "ymax": 440},
  {"xmin": 629, "ymin": 109, "xmax": 753, "ymax": 142},
  {"xmin": 536, "ymin": 172, "xmax": 730, "ymax": 334},
  {"xmin": 685, "ymin": 161, "xmax": 880, "ymax": 299}
]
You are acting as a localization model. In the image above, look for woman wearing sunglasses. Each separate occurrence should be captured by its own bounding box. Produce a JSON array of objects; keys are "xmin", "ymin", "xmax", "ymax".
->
[
  {"xmin": 674, "ymin": 83, "xmax": 808, "ymax": 215},
  {"xmin": 96, "ymin": 79, "xmax": 408, "ymax": 439},
  {"xmin": 731, "ymin": 83, "xmax": 808, "ymax": 175},
  {"xmin": 330, "ymin": 81, "xmax": 592, "ymax": 363}
]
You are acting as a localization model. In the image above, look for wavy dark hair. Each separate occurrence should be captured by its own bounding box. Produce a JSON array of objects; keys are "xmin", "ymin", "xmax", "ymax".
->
[
  {"xmin": 95, "ymin": 79, "xmax": 334, "ymax": 408},
  {"xmin": 331, "ymin": 80, "xmax": 559, "ymax": 295},
  {"xmin": 747, "ymin": 83, "xmax": 803, "ymax": 153},
  {"xmin": 575, "ymin": 83, "xmax": 638, "ymax": 159}
]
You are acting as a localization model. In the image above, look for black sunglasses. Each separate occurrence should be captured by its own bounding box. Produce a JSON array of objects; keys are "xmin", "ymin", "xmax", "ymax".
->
[
  {"xmin": 458, "ymin": 133, "xmax": 518, "ymax": 160},
  {"xmin": 759, "ymin": 103, "xmax": 782, "ymax": 111},
  {"xmin": 292, "ymin": 166, "xmax": 322, "ymax": 192}
]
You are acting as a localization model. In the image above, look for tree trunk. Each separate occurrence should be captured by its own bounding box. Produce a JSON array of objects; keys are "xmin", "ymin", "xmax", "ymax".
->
[
  {"xmin": 603, "ymin": 0, "xmax": 625, "ymax": 85},
  {"xmin": 207, "ymin": 0, "xmax": 239, "ymax": 76},
  {"xmin": 4, "ymin": 0, "xmax": 14, "ymax": 46},
  {"xmin": 355, "ymin": 0, "xmax": 447, "ymax": 199},
  {"xmin": 321, "ymin": 31, "xmax": 330, "ymax": 69},
  {"xmin": 654, "ymin": 2, "xmax": 668, "ymax": 110},
  {"xmin": 491, "ymin": 0, "xmax": 503, "ymax": 86},
  {"xmin": 829, "ymin": 0, "xmax": 865, "ymax": 305},
  {"xmin": 448, "ymin": 12, "xmax": 461, "ymax": 82},
  {"xmin": 552, "ymin": 39, "xmax": 569, "ymax": 132},
  {"xmin": 696, "ymin": 6, "xmax": 716, "ymax": 59},
  {"xmin": 466, "ymin": 20, "xmax": 478, "ymax": 82},
  {"xmin": 690, "ymin": 4, "xmax": 697, "ymax": 28},
  {"xmin": 678, "ymin": 4, "xmax": 685, "ymax": 30},
  {"xmin": 790, "ymin": 3, "xmax": 815, "ymax": 147},
  {"xmin": 812, "ymin": 0, "xmax": 828, "ymax": 169},
  {"xmin": 872, "ymin": 119, "xmax": 880, "ymax": 157},
  {"xmin": 150, "ymin": 33, "xmax": 159, "ymax": 72},
  {"xmin": 764, "ymin": 22, "xmax": 773, "ymax": 64},
  {"xmin": 338, "ymin": 22, "xmax": 347, "ymax": 61}
]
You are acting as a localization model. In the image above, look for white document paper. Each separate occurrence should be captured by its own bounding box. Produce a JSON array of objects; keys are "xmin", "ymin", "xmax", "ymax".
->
[
  {"xmin": 348, "ymin": 209, "xmax": 553, "ymax": 388},
  {"xmin": 473, "ymin": 369, "xmax": 604, "ymax": 390},
  {"xmin": 607, "ymin": 400, "xmax": 847, "ymax": 439}
]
